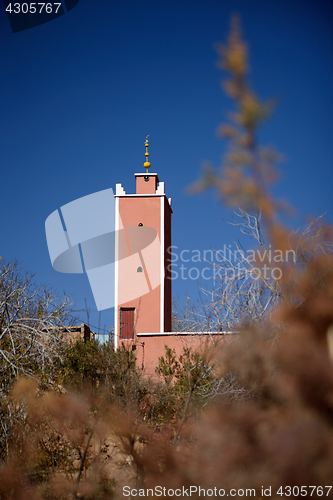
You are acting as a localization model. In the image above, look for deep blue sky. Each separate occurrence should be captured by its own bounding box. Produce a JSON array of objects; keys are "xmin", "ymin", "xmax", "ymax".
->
[{"xmin": 1, "ymin": 0, "xmax": 332, "ymax": 334}]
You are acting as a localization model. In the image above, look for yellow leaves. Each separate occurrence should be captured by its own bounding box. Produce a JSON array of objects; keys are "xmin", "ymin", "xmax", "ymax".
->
[
  {"xmin": 217, "ymin": 123, "xmax": 238, "ymax": 139},
  {"xmin": 218, "ymin": 167, "xmax": 258, "ymax": 210},
  {"xmin": 215, "ymin": 16, "xmax": 248, "ymax": 78},
  {"xmin": 225, "ymin": 149, "xmax": 254, "ymax": 168},
  {"xmin": 222, "ymin": 40, "xmax": 248, "ymax": 77},
  {"xmin": 240, "ymin": 93, "xmax": 270, "ymax": 129},
  {"xmin": 222, "ymin": 90, "xmax": 272, "ymax": 130},
  {"xmin": 222, "ymin": 79, "xmax": 242, "ymax": 99},
  {"xmin": 216, "ymin": 16, "xmax": 274, "ymax": 135},
  {"xmin": 200, "ymin": 17, "xmax": 279, "ymax": 216},
  {"xmin": 187, "ymin": 162, "xmax": 218, "ymax": 195}
]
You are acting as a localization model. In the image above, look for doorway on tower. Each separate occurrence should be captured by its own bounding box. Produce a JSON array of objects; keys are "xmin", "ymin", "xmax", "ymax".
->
[{"xmin": 120, "ymin": 308, "xmax": 135, "ymax": 340}]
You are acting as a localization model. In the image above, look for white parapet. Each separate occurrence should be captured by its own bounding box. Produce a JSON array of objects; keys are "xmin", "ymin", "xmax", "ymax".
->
[
  {"xmin": 156, "ymin": 182, "xmax": 165, "ymax": 194},
  {"xmin": 116, "ymin": 183, "xmax": 126, "ymax": 196}
]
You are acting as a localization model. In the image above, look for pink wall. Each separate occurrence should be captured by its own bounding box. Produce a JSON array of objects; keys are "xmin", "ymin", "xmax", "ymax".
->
[
  {"xmin": 119, "ymin": 333, "xmax": 231, "ymax": 372},
  {"xmin": 136, "ymin": 175, "xmax": 159, "ymax": 194},
  {"xmin": 117, "ymin": 196, "xmax": 161, "ymax": 339},
  {"xmin": 116, "ymin": 173, "xmax": 172, "ymax": 346}
]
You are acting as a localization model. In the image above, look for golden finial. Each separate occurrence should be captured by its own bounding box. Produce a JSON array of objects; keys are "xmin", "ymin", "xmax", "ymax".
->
[{"xmin": 144, "ymin": 135, "xmax": 151, "ymax": 173}]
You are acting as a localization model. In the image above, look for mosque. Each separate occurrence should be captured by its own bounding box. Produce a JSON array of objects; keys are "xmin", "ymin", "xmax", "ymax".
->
[
  {"xmin": 114, "ymin": 138, "xmax": 223, "ymax": 370},
  {"xmin": 45, "ymin": 137, "xmax": 225, "ymax": 370}
]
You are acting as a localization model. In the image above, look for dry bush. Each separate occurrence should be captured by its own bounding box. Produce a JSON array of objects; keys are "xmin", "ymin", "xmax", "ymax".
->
[
  {"xmin": 1, "ymin": 17, "xmax": 333, "ymax": 500},
  {"xmin": 132, "ymin": 16, "xmax": 333, "ymax": 498},
  {"xmin": 136, "ymin": 322, "xmax": 333, "ymax": 498},
  {"xmin": 0, "ymin": 378, "xmax": 123, "ymax": 499}
]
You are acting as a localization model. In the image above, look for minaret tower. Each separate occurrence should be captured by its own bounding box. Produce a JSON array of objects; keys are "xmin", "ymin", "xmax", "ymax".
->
[{"xmin": 114, "ymin": 138, "xmax": 172, "ymax": 348}]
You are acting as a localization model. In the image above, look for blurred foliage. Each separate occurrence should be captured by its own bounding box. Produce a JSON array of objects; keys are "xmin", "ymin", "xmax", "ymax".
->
[{"xmin": 1, "ymin": 17, "xmax": 333, "ymax": 500}]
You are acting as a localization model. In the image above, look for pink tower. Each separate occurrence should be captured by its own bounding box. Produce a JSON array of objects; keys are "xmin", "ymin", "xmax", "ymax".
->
[{"xmin": 114, "ymin": 138, "xmax": 172, "ymax": 348}]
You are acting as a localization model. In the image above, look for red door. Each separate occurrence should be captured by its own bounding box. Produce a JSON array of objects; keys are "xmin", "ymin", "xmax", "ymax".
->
[{"xmin": 120, "ymin": 308, "xmax": 135, "ymax": 339}]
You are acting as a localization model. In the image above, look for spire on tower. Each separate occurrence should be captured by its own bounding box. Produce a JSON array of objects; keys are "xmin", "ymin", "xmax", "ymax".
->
[{"xmin": 144, "ymin": 135, "xmax": 151, "ymax": 173}]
